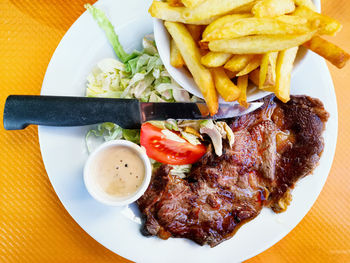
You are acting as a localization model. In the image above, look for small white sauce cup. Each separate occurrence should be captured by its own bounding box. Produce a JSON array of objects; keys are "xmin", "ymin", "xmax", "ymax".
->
[{"xmin": 84, "ymin": 140, "xmax": 152, "ymax": 206}]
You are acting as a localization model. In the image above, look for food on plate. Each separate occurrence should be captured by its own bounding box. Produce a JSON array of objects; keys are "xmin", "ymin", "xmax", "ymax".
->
[
  {"xmin": 170, "ymin": 39, "xmax": 185, "ymax": 68},
  {"xmin": 259, "ymin": 51, "xmax": 278, "ymax": 89},
  {"xmin": 212, "ymin": 68, "xmax": 240, "ymax": 101},
  {"xmin": 181, "ymin": 0, "xmax": 205, "ymax": 8},
  {"xmin": 164, "ymin": 21, "xmax": 218, "ymax": 115},
  {"xmin": 252, "ymin": 0, "xmax": 295, "ymax": 17},
  {"xmin": 84, "ymin": 4, "xmax": 227, "ymax": 163},
  {"xmin": 237, "ymin": 74, "xmax": 249, "ymax": 107},
  {"xmin": 140, "ymin": 122, "xmax": 207, "ymax": 165},
  {"xmin": 303, "ymin": 36, "xmax": 350, "ymax": 69},
  {"xmin": 208, "ymin": 32, "xmax": 315, "ymax": 54},
  {"xmin": 181, "ymin": 0, "xmax": 256, "ymax": 22},
  {"xmin": 88, "ymin": 145, "xmax": 146, "ymax": 197},
  {"xmin": 185, "ymin": 24, "xmax": 203, "ymax": 43},
  {"xmin": 275, "ymin": 47, "xmax": 299, "ymax": 102},
  {"xmin": 202, "ymin": 16, "xmax": 314, "ymax": 41},
  {"xmin": 150, "ymin": 0, "xmax": 349, "ymax": 112},
  {"xmin": 224, "ymin": 54, "xmax": 254, "ymax": 72},
  {"xmin": 149, "ymin": 1, "xmax": 219, "ymax": 25},
  {"xmin": 293, "ymin": 6, "xmax": 342, "ymax": 35},
  {"xmin": 138, "ymin": 95, "xmax": 329, "ymax": 246},
  {"xmin": 236, "ymin": 55, "xmax": 261, "ymax": 76},
  {"xmin": 201, "ymin": 52, "xmax": 232, "ymax": 68},
  {"xmin": 167, "ymin": 0, "xmax": 184, "ymax": 7},
  {"xmin": 85, "ymin": 4, "xmax": 331, "ymax": 247},
  {"xmin": 202, "ymin": 13, "xmax": 252, "ymax": 41}
]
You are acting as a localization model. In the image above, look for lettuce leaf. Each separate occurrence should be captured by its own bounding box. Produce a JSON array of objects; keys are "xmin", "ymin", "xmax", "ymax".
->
[{"xmin": 85, "ymin": 4, "xmax": 139, "ymax": 63}]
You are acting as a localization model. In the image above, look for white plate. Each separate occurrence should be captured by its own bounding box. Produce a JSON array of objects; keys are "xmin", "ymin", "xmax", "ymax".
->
[{"xmin": 39, "ymin": 0, "xmax": 337, "ymax": 262}]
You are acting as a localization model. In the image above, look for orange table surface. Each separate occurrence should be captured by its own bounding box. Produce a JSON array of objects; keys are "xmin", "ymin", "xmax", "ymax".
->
[{"xmin": 1, "ymin": 1, "xmax": 349, "ymax": 262}]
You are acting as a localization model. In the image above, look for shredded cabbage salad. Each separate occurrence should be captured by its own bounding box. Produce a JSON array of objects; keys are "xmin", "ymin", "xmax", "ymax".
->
[{"xmin": 84, "ymin": 4, "xmax": 234, "ymax": 177}]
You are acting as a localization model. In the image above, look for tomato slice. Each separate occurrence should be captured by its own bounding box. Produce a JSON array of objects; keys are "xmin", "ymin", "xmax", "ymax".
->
[{"xmin": 140, "ymin": 123, "xmax": 206, "ymax": 165}]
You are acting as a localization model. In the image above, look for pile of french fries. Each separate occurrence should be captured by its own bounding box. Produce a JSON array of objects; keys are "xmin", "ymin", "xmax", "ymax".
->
[{"xmin": 149, "ymin": 0, "xmax": 350, "ymax": 115}]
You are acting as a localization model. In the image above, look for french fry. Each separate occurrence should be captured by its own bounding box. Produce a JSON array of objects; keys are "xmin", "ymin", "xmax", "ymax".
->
[
  {"xmin": 164, "ymin": 21, "xmax": 218, "ymax": 115},
  {"xmin": 236, "ymin": 55, "xmax": 262, "ymax": 76},
  {"xmin": 293, "ymin": 6, "xmax": 342, "ymax": 36},
  {"xmin": 237, "ymin": 75, "xmax": 249, "ymax": 108},
  {"xmin": 199, "ymin": 49, "xmax": 209, "ymax": 57},
  {"xmin": 303, "ymin": 36, "xmax": 350, "ymax": 69},
  {"xmin": 167, "ymin": 0, "xmax": 184, "ymax": 7},
  {"xmin": 259, "ymin": 52, "xmax": 278, "ymax": 88},
  {"xmin": 203, "ymin": 16, "xmax": 312, "ymax": 41},
  {"xmin": 224, "ymin": 54, "xmax": 254, "ymax": 72},
  {"xmin": 225, "ymin": 69, "xmax": 236, "ymax": 79},
  {"xmin": 201, "ymin": 52, "xmax": 232, "ymax": 67},
  {"xmin": 182, "ymin": 0, "xmax": 205, "ymax": 8},
  {"xmin": 249, "ymin": 69, "xmax": 260, "ymax": 87},
  {"xmin": 182, "ymin": 0, "xmax": 255, "ymax": 22},
  {"xmin": 186, "ymin": 25, "xmax": 203, "ymax": 43},
  {"xmin": 202, "ymin": 14, "xmax": 252, "ymax": 41},
  {"xmin": 170, "ymin": 39, "xmax": 185, "ymax": 68},
  {"xmin": 209, "ymin": 31, "xmax": 315, "ymax": 54},
  {"xmin": 252, "ymin": 0, "xmax": 295, "ymax": 17},
  {"xmin": 275, "ymin": 15, "xmax": 308, "ymax": 25},
  {"xmin": 231, "ymin": 0, "xmax": 258, "ymax": 13},
  {"xmin": 149, "ymin": 2, "xmax": 219, "ymax": 25},
  {"xmin": 275, "ymin": 47, "xmax": 299, "ymax": 103},
  {"xmin": 249, "ymin": 69, "xmax": 275, "ymax": 91},
  {"xmin": 212, "ymin": 68, "xmax": 241, "ymax": 102},
  {"xmin": 294, "ymin": 0, "xmax": 317, "ymax": 11}
]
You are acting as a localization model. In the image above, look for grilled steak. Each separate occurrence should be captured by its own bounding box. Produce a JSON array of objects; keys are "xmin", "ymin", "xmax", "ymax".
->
[{"xmin": 137, "ymin": 95, "xmax": 329, "ymax": 247}]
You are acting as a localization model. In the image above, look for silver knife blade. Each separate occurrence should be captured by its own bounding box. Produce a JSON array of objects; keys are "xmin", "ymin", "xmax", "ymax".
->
[
  {"xmin": 213, "ymin": 102, "xmax": 264, "ymax": 120},
  {"xmin": 141, "ymin": 102, "xmax": 264, "ymax": 122}
]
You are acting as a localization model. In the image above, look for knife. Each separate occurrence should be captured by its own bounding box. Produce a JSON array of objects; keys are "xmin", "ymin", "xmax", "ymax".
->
[{"xmin": 3, "ymin": 95, "xmax": 263, "ymax": 130}]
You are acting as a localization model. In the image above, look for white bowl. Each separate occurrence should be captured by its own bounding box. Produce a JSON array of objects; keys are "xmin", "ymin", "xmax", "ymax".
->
[
  {"xmin": 153, "ymin": 18, "xmax": 308, "ymax": 103},
  {"xmin": 83, "ymin": 140, "xmax": 152, "ymax": 206}
]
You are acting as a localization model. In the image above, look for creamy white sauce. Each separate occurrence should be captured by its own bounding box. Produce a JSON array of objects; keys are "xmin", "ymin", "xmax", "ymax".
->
[{"xmin": 90, "ymin": 146, "xmax": 145, "ymax": 197}]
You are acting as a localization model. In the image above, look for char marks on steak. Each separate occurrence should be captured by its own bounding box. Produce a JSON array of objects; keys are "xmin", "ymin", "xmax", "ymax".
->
[{"xmin": 137, "ymin": 95, "xmax": 329, "ymax": 247}]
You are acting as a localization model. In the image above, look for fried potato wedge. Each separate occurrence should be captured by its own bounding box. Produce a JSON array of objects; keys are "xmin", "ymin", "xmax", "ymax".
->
[
  {"xmin": 303, "ymin": 36, "xmax": 350, "ymax": 69},
  {"xmin": 212, "ymin": 68, "xmax": 241, "ymax": 102},
  {"xmin": 259, "ymin": 51, "xmax": 278, "ymax": 88},
  {"xmin": 224, "ymin": 54, "xmax": 254, "ymax": 72},
  {"xmin": 170, "ymin": 39, "xmax": 185, "ymax": 68},
  {"xmin": 164, "ymin": 21, "xmax": 218, "ymax": 115},
  {"xmin": 294, "ymin": 0, "xmax": 317, "ymax": 11},
  {"xmin": 236, "ymin": 55, "xmax": 262, "ymax": 76},
  {"xmin": 203, "ymin": 16, "xmax": 312, "ymax": 41},
  {"xmin": 249, "ymin": 69, "xmax": 275, "ymax": 91},
  {"xmin": 167, "ymin": 0, "xmax": 184, "ymax": 7},
  {"xmin": 202, "ymin": 14, "xmax": 252, "ymax": 41},
  {"xmin": 294, "ymin": 6, "xmax": 342, "ymax": 36},
  {"xmin": 182, "ymin": 0, "xmax": 255, "ymax": 22},
  {"xmin": 252, "ymin": 0, "xmax": 295, "ymax": 18},
  {"xmin": 182, "ymin": 0, "xmax": 205, "ymax": 8},
  {"xmin": 201, "ymin": 52, "xmax": 232, "ymax": 67},
  {"xmin": 209, "ymin": 31, "xmax": 315, "ymax": 54},
  {"xmin": 149, "ymin": 2, "xmax": 218, "ymax": 25},
  {"xmin": 186, "ymin": 24, "xmax": 203, "ymax": 43},
  {"xmin": 275, "ymin": 47, "xmax": 298, "ymax": 103},
  {"xmin": 237, "ymin": 75, "xmax": 249, "ymax": 108}
]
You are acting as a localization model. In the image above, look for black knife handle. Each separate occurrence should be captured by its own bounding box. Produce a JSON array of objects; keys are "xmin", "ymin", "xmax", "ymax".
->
[{"xmin": 3, "ymin": 95, "xmax": 141, "ymax": 130}]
